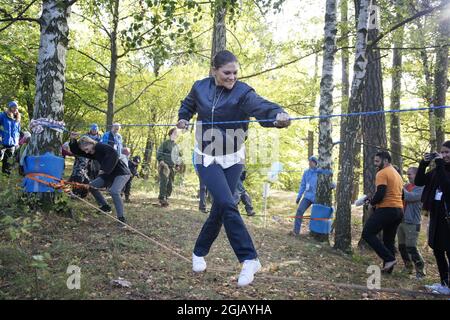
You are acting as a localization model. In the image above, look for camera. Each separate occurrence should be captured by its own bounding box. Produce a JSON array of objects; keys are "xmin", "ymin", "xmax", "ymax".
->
[{"xmin": 425, "ymin": 152, "xmax": 439, "ymax": 161}]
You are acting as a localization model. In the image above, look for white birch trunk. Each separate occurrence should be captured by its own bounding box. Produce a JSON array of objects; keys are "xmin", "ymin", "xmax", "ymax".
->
[
  {"xmin": 29, "ymin": 0, "xmax": 71, "ymax": 156},
  {"xmin": 334, "ymin": 0, "xmax": 371, "ymax": 252}
]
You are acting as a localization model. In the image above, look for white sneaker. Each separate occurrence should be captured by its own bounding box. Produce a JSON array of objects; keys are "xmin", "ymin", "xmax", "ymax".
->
[
  {"xmin": 432, "ymin": 285, "xmax": 450, "ymax": 296},
  {"xmin": 425, "ymin": 283, "xmax": 443, "ymax": 292},
  {"xmin": 238, "ymin": 259, "xmax": 262, "ymax": 287},
  {"xmin": 192, "ymin": 253, "xmax": 206, "ymax": 272}
]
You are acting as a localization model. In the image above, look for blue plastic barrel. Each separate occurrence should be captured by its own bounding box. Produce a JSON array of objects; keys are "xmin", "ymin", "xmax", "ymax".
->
[
  {"xmin": 309, "ymin": 204, "xmax": 333, "ymax": 234},
  {"xmin": 23, "ymin": 152, "xmax": 65, "ymax": 193}
]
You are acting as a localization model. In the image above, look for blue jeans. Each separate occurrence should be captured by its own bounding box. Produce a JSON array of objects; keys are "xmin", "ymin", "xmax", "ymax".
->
[
  {"xmin": 194, "ymin": 163, "xmax": 257, "ymax": 263},
  {"xmin": 293, "ymin": 198, "xmax": 313, "ymax": 234}
]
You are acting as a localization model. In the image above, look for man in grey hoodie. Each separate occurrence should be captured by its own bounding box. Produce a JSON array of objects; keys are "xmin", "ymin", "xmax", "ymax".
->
[{"xmin": 397, "ymin": 166, "xmax": 426, "ymax": 279}]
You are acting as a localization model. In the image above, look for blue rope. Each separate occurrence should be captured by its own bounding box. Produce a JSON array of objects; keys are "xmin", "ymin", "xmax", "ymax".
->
[
  {"xmin": 117, "ymin": 105, "xmax": 449, "ymax": 128},
  {"xmin": 37, "ymin": 105, "xmax": 449, "ymax": 131}
]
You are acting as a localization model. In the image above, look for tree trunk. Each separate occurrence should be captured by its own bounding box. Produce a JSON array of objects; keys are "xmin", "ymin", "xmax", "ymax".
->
[
  {"xmin": 29, "ymin": 0, "xmax": 71, "ymax": 157},
  {"xmin": 316, "ymin": 0, "xmax": 337, "ymax": 207},
  {"xmin": 315, "ymin": 0, "xmax": 337, "ymax": 243},
  {"xmin": 210, "ymin": 0, "xmax": 227, "ymax": 71},
  {"xmin": 389, "ymin": 3, "xmax": 404, "ymax": 174},
  {"xmin": 106, "ymin": 0, "xmax": 120, "ymax": 128},
  {"xmin": 22, "ymin": 72, "xmax": 34, "ymax": 120},
  {"xmin": 359, "ymin": 1, "xmax": 386, "ymax": 247},
  {"xmin": 433, "ymin": 0, "xmax": 450, "ymax": 148},
  {"xmin": 352, "ymin": 131, "xmax": 362, "ymax": 202},
  {"xmin": 362, "ymin": 0, "xmax": 387, "ymax": 199},
  {"xmin": 334, "ymin": 0, "xmax": 371, "ymax": 253},
  {"xmin": 337, "ymin": 0, "xmax": 350, "ymax": 200},
  {"xmin": 410, "ymin": 0, "xmax": 435, "ymax": 149},
  {"xmin": 308, "ymin": 130, "xmax": 314, "ymax": 157}
]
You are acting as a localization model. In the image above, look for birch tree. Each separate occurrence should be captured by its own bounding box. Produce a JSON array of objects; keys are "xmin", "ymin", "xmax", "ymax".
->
[
  {"xmin": 210, "ymin": 0, "xmax": 227, "ymax": 67},
  {"xmin": 28, "ymin": 0, "xmax": 76, "ymax": 156},
  {"xmin": 389, "ymin": 1, "xmax": 405, "ymax": 173},
  {"xmin": 334, "ymin": 0, "xmax": 371, "ymax": 252},
  {"xmin": 433, "ymin": 0, "xmax": 450, "ymax": 148}
]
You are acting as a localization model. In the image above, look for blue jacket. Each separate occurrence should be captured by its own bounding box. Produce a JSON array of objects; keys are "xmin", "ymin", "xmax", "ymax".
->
[
  {"xmin": 101, "ymin": 131, "xmax": 123, "ymax": 155},
  {"xmin": 178, "ymin": 77, "xmax": 285, "ymax": 156},
  {"xmin": 297, "ymin": 168, "xmax": 332, "ymax": 203},
  {"xmin": 0, "ymin": 111, "xmax": 20, "ymax": 147}
]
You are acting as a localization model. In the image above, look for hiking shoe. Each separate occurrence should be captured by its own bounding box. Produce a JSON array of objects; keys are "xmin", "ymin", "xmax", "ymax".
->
[
  {"xmin": 288, "ymin": 230, "xmax": 299, "ymax": 237},
  {"xmin": 382, "ymin": 260, "xmax": 397, "ymax": 272},
  {"xmin": 192, "ymin": 253, "xmax": 206, "ymax": 273},
  {"xmin": 199, "ymin": 207, "xmax": 208, "ymax": 214},
  {"xmin": 159, "ymin": 199, "xmax": 169, "ymax": 207},
  {"xmin": 425, "ymin": 283, "xmax": 442, "ymax": 292},
  {"xmin": 238, "ymin": 259, "xmax": 262, "ymax": 287},
  {"xmin": 117, "ymin": 216, "xmax": 127, "ymax": 229},
  {"xmin": 247, "ymin": 210, "xmax": 256, "ymax": 217},
  {"xmin": 124, "ymin": 198, "xmax": 131, "ymax": 203},
  {"xmin": 99, "ymin": 204, "xmax": 112, "ymax": 213},
  {"xmin": 431, "ymin": 285, "xmax": 450, "ymax": 296},
  {"xmin": 415, "ymin": 270, "xmax": 426, "ymax": 280}
]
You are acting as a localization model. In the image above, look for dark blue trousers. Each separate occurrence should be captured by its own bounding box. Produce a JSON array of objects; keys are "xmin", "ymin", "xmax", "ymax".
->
[{"xmin": 194, "ymin": 163, "xmax": 257, "ymax": 262}]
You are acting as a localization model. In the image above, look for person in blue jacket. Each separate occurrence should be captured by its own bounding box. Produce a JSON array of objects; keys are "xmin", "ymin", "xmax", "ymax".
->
[
  {"xmin": 292, "ymin": 156, "xmax": 332, "ymax": 236},
  {"xmin": 101, "ymin": 123, "xmax": 123, "ymax": 156},
  {"xmin": 0, "ymin": 101, "xmax": 21, "ymax": 174},
  {"xmin": 177, "ymin": 50, "xmax": 291, "ymax": 287}
]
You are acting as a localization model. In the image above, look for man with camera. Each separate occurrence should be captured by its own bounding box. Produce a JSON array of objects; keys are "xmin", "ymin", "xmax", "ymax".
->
[
  {"xmin": 415, "ymin": 143, "xmax": 450, "ymax": 295},
  {"xmin": 0, "ymin": 101, "xmax": 21, "ymax": 175}
]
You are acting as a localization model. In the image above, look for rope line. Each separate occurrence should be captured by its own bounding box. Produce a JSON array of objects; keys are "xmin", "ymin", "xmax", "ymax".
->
[
  {"xmin": 32, "ymin": 105, "xmax": 450, "ymax": 131},
  {"xmin": 64, "ymin": 182, "xmax": 447, "ymax": 298}
]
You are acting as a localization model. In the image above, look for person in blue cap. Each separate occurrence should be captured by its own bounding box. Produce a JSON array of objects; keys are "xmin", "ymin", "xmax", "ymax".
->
[
  {"xmin": 87, "ymin": 123, "xmax": 101, "ymax": 142},
  {"xmin": 291, "ymin": 155, "xmax": 330, "ymax": 236},
  {"xmin": 0, "ymin": 101, "xmax": 21, "ymax": 174}
]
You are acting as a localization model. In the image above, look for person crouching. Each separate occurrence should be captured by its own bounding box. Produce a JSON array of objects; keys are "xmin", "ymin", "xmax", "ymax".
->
[{"xmin": 69, "ymin": 133, "xmax": 131, "ymax": 226}]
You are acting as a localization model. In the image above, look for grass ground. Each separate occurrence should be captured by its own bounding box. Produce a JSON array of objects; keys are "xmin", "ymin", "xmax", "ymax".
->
[{"xmin": 0, "ymin": 174, "xmax": 447, "ymax": 300}]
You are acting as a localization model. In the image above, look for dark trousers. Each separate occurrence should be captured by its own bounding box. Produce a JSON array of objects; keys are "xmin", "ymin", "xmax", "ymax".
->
[
  {"xmin": 194, "ymin": 163, "xmax": 257, "ymax": 263},
  {"xmin": 1, "ymin": 145, "xmax": 15, "ymax": 174},
  {"xmin": 362, "ymin": 207, "xmax": 403, "ymax": 263},
  {"xmin": 158, "ymin": 166, "xmax": 174, "ymax": 200},
  {"xmin": 198, "ymin": 174, "xmax": 208, "ymax": 210},
  {"xmin": 234, "ymin": 180, "xmax": 254, "ymax": 214},
  {"xmin": 123, "ymin": 176, "xmax": 133, "ymax": 198},
  {"xmin": 433, "ymin": 249, "xmax": 450, "ymax": 286}
]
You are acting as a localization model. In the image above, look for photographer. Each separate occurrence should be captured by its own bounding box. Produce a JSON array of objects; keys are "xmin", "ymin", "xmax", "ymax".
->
[
  {"xmin": 0, "ymin": 101, "xmax": 21, "ymax": 174},
  {"xmin": 415, "ymin": 141, "xmax": 450, "ymax": 295}
]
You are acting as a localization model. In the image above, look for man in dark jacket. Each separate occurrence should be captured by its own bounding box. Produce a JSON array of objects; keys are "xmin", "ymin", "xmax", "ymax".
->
[
  {"xmin": 123, "ymin": 155, "xmax": 141, "ymax": 203},
  {"xmin": 156, "ymin": 128, "xmax": 181, "ymax": 206}
]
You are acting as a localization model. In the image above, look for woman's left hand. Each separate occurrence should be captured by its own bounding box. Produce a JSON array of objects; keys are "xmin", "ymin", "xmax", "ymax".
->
[{"xmin": 274, "ymin": 112, "xmax": 291, "ymax": 128}]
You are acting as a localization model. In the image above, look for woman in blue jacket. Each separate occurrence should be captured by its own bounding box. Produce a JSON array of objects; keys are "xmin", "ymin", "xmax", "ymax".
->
[
  {"xmin": 177, "ymin": 50, "xmax": 290, "ymax": 286},
  {"xmin": 292, "ymin": 156, "xmax": 332, "ymax": 235},
  {"xmin": 0, "ymin": 101, "xmax": 21, "ymax": 174}
]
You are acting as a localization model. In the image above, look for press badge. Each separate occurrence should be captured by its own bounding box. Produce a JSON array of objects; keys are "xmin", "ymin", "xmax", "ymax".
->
[{"xmin": 435, "ymin": 190, "xmax": 443, "ymax": 201}]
